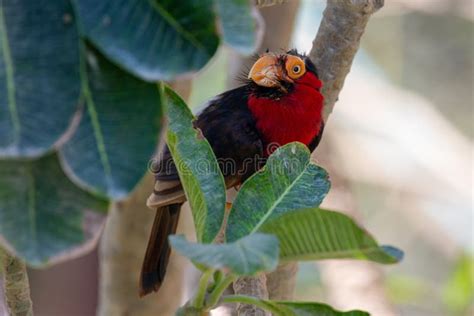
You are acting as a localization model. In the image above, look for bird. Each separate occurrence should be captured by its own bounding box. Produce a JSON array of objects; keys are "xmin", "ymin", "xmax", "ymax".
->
[{"xmin": 140, "ymin": 49, "xmax": 325, "ymax": 297}]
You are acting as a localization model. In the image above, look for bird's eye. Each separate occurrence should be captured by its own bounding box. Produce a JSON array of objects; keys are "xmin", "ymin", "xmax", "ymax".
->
[{"xmin": 285, "ymin": 55, "xmax": 306, "ymax": 80}]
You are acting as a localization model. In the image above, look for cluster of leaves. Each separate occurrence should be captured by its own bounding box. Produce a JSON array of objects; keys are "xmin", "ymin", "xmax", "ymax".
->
[
  {"xmin": 161, "ymin": 85, "xmax": 403, "ymax": 315},
  {"xmin": 0, "ymin": 0, "xmax": 259, "ymax": 266}
]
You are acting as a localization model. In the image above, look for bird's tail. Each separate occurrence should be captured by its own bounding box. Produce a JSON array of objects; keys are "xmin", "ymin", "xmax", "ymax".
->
[{"xmin": 139, "ymin": 203, "xmax": 181, "ymax": 297}]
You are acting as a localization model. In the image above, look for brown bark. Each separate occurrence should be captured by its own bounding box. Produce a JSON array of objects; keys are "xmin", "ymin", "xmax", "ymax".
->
[
  {"xmin": 97, "ymin": 81, "xmax": 194, "ymax": 316},
  {"xmin": 233, "ymin": 274, "xmax": 270, "ymax": 316},
  {"xmin": 309, "ymin": 0, "xmax": 384, "ymax": 121},
  {"xmin": 2, "ymin": 251, "xmax": 33, "ymax": 316},
  {"xmin": 265, "ymin": 263, "xmax": 298, "ymax": 301}
]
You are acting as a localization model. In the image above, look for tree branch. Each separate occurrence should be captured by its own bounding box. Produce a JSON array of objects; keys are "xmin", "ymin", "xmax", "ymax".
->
[
  {"xmin": 2, "ymin": 250, "xmax": 33, "ymax": 316},
  {"xmin": 309, "ymin": 0, "xmax": 384, "ymax": 120},
  {"xmin": 308, "ymin": 1, "xmax": 396, "ymax": 314},
  {"xmin": 233, "ymin": 274, "xmax": 270, "ymax": 316}
]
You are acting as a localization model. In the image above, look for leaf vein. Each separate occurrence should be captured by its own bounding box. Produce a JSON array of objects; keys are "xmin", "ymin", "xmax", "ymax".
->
[{"xmin": 0, "ymin": 2, "xmax": 20, "ymax": 144}]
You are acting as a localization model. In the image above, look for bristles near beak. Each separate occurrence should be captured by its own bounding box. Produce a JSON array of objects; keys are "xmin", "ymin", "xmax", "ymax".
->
[{"xmin": 248, "ymin": 54, "xmax": 283, "ymax": 88}]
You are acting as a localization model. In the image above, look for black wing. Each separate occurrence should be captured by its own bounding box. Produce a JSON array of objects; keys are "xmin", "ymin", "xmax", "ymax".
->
[
  {"xmin": 307, "ymin": 122, "xmax": 325, "ymax": 152},
  {"xmin": 148, "ymin": 86, "xmax": 264, "ymax": 207}
]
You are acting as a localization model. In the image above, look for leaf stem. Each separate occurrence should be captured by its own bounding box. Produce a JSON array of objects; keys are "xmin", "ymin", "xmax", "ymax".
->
[
  {"xmin": 204, "ymin": 274, "xmax": 236, "ymax": 309},
  {"xmin": 192, "ymin": 269, "xmax": 214, "ymax": 308},
  {"xmin": 221, "ymin": 295, "xmax": 282, "ymax": 315}
]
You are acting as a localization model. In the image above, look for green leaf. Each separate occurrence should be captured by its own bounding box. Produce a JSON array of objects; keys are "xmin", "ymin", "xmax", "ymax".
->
[
  {"xmin": 215, "ymin": 0, "xmax": 260, "ymax": 55},
  {"xmin": 259, "ymin": 208, "xmax": 403, "ymax": 264},
  {"xmin": 226, "ymin": 142, "xmax": 330, "ymax": 242},
  {"xmin": 169, "ymin": 234, "xmax": 278, "ymax": 275},
  {"xmin": 58, "ymin": 44, "xmax": 162, "ymax": 200},
  {"xmin": 0, "ymin": 0, "xmax": 80, "ymax": 158},
  {"xmin": 222, "ymin": 296, "xmax": 369, "ymax": 316},
  {"xmin": 0, "ymin": 153, "xmax": 108, "ymax": 266},
  {"xmin": 276, "ymin": 302, "xmax": 369, "ymax": 316},
  {"xmin": 269, "ymin": 301, "xmax": 369, "ymax": 316},
  {"xmin": 74, "ymin": 0, "xmax": 220, "ymax": 81},
  {"xmin": 163, "ymin": 85, "xmax": 226, "ymax": 243}
]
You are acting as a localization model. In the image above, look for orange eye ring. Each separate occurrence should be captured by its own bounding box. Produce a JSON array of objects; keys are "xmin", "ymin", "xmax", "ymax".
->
[{"xmin": 285, "ymin": 55, "xmax": 306, "ymax": 80}]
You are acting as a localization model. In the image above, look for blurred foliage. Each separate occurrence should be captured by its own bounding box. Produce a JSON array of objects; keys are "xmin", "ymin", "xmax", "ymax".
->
[
  {"xmin": 74, "ymin": 0, "xmax": 259, "ymax": 81},
  {"xmin": 0, "ymin": 153, "xmax": 108, "ymax": 266},
  {"xmin": 189, "ymin": 48, "xmax": 229, "ymax": 108},
  {"xmin": 0, "ymin": 0, "xmax": 257, "ymax": 265},
  {"xmin": 386, "ymin": 275, "xmax": 434, "ymax": 306},
  {"xmin": 59, "ymin": 45, "xmax": 162, "ymax": 200},
  {"xmin": 215, "ymin": 0, "xmax": 260, "ymax": 55},
  {"xmin": 385, "ymin": 254, "xmax": 474, "ymax": 316},
  {"xmin": 296, "ymin": 262, "xmax": 324, "ymax": 301},
  {"xmin": 0, "ymin": 0, "xmax": 80, "ymax": 158},
  {"xmin": 443, "ymin": 254, "xmax": 474, "ymax": 315},
  {"xmin": 363, "ymin": 12, "xmax": 474, "ymax": 139}
]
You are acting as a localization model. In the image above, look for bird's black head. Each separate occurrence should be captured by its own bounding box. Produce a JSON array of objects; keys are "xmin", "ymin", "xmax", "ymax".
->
[{"xmin": 246, "ymin": 49, "xmax": 319, "ymax": 99}]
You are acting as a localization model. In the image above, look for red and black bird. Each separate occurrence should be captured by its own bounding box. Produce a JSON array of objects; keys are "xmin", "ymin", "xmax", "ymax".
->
[{"xmin": 140, "ymin": 50, "xmax": 325, "ymax": 296}]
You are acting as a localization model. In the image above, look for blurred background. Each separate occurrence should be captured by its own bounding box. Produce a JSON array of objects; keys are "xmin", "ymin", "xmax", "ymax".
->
[{"xmin": 3, "ymin": 0, "xmax": 471, "ymax": 315}]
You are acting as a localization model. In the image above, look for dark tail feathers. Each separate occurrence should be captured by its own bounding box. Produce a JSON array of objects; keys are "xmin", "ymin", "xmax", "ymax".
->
[{"xmin": 139, "ymin": 204, "xmax": 181, "ymax": 297}]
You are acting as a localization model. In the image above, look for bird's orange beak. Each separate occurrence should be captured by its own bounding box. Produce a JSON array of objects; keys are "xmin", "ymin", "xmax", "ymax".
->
[{"xmin": 248, "ymin": 54, "xmax": 289, "ymax": 89}]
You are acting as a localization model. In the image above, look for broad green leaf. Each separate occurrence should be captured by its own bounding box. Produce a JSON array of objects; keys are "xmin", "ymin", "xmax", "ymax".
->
[
  {"xmin": 169, "ymin": 234, "xmax": 278, "ymax": 275},
  {"xmin": 246, "ymin": 300, "xmax": 369, "ymax": 316},
  {"xmin": 74, "ymin": 0, "xmax": 220, "ymax": 81},
  {"xmin": 226, "ymin": 142, "xmax": 330, "ymax": 242},
  {"xmin": 259, "ymin": 208, "xmax": 403, "ymax": 264},
  {"xmin": 58, "ymin": 45, "xmax": 162, "ymax": 200},
  {"xmin": 163, "ymin": 85, "xmax": 225, "ymax": 243},
  {"xmin": 274, "ymin": 301, "xmax": 369, "ymax": 316},
  {"xmin": 0, "ymin": 0, "xmax": 80, "ymax": 158},
  {"xmin": 0, "ymin": 153, "xmax": 108, "ymax": 266},
  {"xmin": 215, "ymin": 0, "xmax": 260, "ymax": 55}
]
